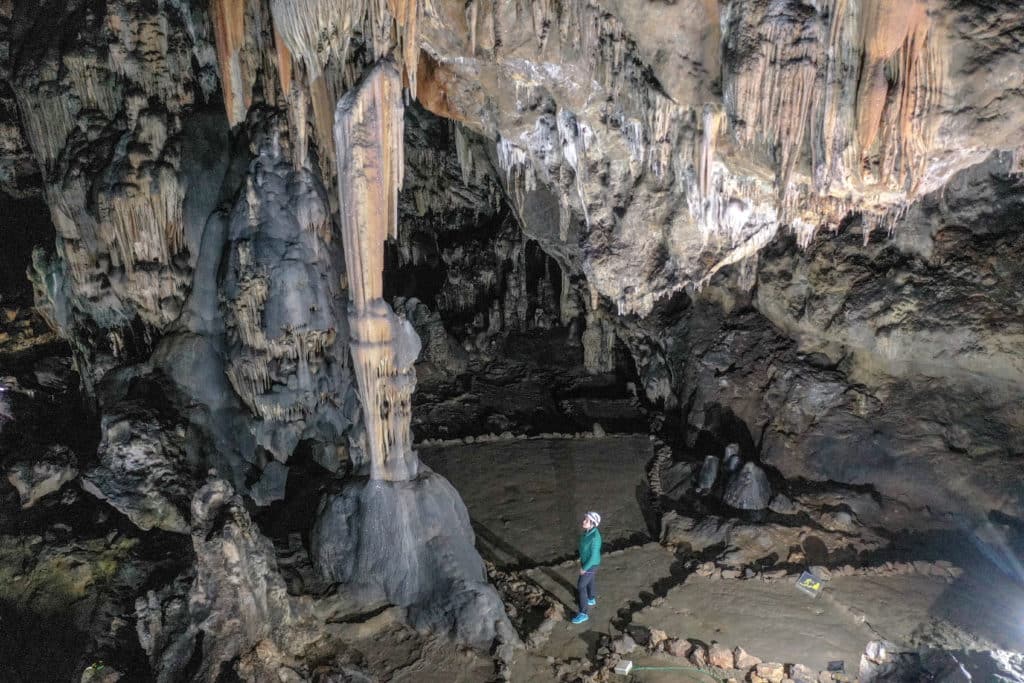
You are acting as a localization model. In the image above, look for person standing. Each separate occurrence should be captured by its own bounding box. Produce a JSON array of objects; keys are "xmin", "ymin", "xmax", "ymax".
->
[{"xmin": 571, "ymin": 511, "xmax": 602, "ymax": 624}]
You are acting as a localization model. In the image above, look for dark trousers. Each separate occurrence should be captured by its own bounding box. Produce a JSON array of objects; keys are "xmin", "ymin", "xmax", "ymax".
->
[{"xmin": 577, "ymin": 570, "xmax": 596, "ymax": 613}]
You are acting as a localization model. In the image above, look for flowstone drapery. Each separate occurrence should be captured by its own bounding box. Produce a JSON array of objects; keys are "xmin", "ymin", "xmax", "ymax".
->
[{"xmin": 311, "ymin": 61, "xmax": 516, "ymax": 651}]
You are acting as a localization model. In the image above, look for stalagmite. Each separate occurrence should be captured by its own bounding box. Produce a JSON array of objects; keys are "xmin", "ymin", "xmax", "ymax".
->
[{"xmin": 312, "ymin": 60, "xmax": 515, "ymax": 652}]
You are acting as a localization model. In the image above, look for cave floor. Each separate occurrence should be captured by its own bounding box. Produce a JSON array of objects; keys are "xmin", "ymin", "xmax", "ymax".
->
[
  {"xmin": 420, "ymin": 434, "xmax": 654, "ymax": 568},
  {"xmin": 502, "ymin": 542, "xmax": 1024, "ymax": 682},
  {"xmin": 420, "ymin": 434, "xmax": 1024, "ymax": 681}
]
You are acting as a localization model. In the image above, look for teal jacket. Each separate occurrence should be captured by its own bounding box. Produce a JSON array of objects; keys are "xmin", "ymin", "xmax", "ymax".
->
[{"xmin": 579, "ymin": 527, "xmax": 602, "ymax": 571}]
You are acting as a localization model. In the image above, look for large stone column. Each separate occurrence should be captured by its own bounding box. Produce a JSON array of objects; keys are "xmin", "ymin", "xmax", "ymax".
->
[
  {"xmin": 311, "ymin": 60, "xmax": 516, "ymax": 651},
  {"xmin": 334, "ymin": 59, "xmax": 418, "ymax": 481}
]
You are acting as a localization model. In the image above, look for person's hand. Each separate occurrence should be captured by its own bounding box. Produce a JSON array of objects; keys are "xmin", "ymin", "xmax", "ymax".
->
[{"xmin": 580, "ymin": 569, "xmax": 586, "ymax": 575}]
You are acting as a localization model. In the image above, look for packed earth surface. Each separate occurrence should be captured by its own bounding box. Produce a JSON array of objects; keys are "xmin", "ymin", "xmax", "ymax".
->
[{"xmin": 1, "ymin": 0, "xmax": 1023, "ymax": 681}]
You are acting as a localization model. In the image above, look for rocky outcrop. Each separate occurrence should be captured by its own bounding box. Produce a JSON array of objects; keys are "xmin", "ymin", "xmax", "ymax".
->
[
  {"xmin": 136, "ymin": 479, "xmax": 327, "ymax": 682},
  {"xmin": 6, "ymin": 443, "xmax": 77, "ymax": 508},
  {"xmin": 81, "ymin": 391, "xmax": 195, "ymax": 534}
]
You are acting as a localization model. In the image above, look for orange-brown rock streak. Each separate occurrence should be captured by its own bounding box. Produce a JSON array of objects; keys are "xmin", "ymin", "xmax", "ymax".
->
[{"xmin": 210, "ymin": 0, "xmax": 249, "ymax": 127}]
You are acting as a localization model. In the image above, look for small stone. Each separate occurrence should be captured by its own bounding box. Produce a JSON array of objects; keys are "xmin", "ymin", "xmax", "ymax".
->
[
  {"xmin": 721, "ymin": 569, "xmax": 741, "ymax": 579},
  {"xmin": 734, "ymin": 646, "xmax": 762, "ymax": 669},
  {"xmin": 864, "ymin": 640, "xmax": 888, "ymax": 664},
  {"xmin": 756, "ymin": 662, "xmax": 786, "ymax": 683},
  {"xmin": 817, "ymin": 672, "xmax": 833, "ymax": 683},
  {"xmin": 688, "ymin": 643, "xmax": 708, "ymax": 668},
  {"xmin": 708, "ymin": 642, "xmax": 733, "ymax": 669},
  {"xmin": 592, "ymin": 423, "xmax": 606, "ymax": 437},
  {"xmin": 81, "ymin": 662, "xmax": 122, "ymax": 683},
  {"xmin": 612, "ymin": 635, "xmax": 637, "ymax": 654},
  {"xmin": 750, "ymin": 676, "xmax": 765, "ymax": 683},
  {"xmin": 788, "ymin": 663, "xmax": 816, "ymax": 683},
  {"xmin": 648, "ymin": 628, "xmax": 669, "ymax": 648},
  {"xmin": 666, "ymin": 638, "xmax": 691, "ymax": 658},
  {"xmin": 809, "ymin": 565, "xmax": 832, "ymax": 580},
  {"xmin": 769, "ymin": 493, "xmax": 799, "ymax": 515}
]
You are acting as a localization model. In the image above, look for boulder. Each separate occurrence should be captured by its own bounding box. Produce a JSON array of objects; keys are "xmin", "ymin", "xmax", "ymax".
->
[
  {"xmin": 612, "ymin": 635, "xmax": 637, "ymax": 654},
  {"xmin": 723, "ymin": 462, "xmax": 772, "ymax": 510},
  {"xmin": 648, "ymin": 628, "xmax": 669, "ymax": 648},
  {"xmin": 661, "ymin": 462, "xmax": 697, "ymax": 497},
  {"xmin": 788, "ymin": 664, "xmax": 816, "ymax": 683}
]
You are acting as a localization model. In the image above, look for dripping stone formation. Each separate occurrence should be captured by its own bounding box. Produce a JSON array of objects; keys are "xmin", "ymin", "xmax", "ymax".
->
[{"xmin": 0, "ymin": 0, "xmax": 1023, "ymax": 680}]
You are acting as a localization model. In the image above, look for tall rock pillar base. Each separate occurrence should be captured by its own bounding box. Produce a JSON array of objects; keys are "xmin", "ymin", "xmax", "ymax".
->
[{"xmin": 311, "ymin": 468, "xmax": 516, "ymax": 650}]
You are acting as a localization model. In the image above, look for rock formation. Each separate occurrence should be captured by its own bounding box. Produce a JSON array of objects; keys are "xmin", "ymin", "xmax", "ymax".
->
[{"xmin": 311, "ymin": 60, "xmax": 515, "ymax": 651}]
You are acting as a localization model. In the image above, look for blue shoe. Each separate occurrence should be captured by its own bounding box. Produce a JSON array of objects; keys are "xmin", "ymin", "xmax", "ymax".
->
[
  {"xmin": 571, "ymin": 613, "xmax": 589, "ymax": 624},
  {"xmin": 587, "ymin": 598, "xmax": 597, "ymax": 607}
]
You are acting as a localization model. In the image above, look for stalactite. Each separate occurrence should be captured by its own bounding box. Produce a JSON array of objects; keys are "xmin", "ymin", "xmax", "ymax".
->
[
  {"xmin": 725, "ymin": 0, "xmax": 943, "ymax": 201},
  {"xmin": 14, "ymin": 88, "xmax": 77, "ymax": 171},
  {"xmin": 270, "ymin": 0, "xmax": 420, "ymax": 104},
  {"xmin": 274, "ymin": 26, "xmax": 293, "ymax": 98},
  {"xmin": 98, "ymin": 172, "xmax": 186, "ymax": 275},
  {"xmin": 466, "ymin": 0, "xmax": 478, "ymax": 56},
  {"xmin": 64, "ymin": 53, "xmax": 121, "ymax": 119},
  {"xmin": 210, "ymin": 0, "xmax": 249, "ymax": 127},
  {"xmin": 454, "ymin": 124, "xmax": 473, "ymax": 186},
  {"xmin": 695, "ymin": 106, "xmax": 726, "ymax": 240}
]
